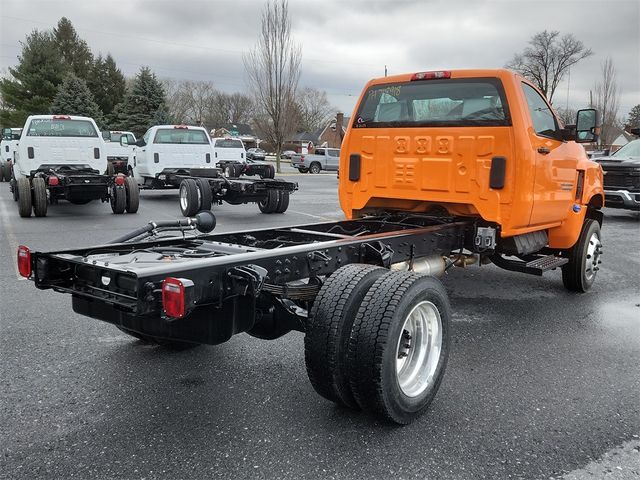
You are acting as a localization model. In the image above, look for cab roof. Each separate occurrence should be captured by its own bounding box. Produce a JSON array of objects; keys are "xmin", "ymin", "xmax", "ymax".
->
[{"xmin": 367, "ymin": 68, "xmax": 521, "ymax": 87}]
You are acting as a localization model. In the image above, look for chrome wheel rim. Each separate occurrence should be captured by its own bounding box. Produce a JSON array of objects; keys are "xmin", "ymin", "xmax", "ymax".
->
[
  {"xmin": 395, "ymin": 301, "xmax": 442, "ymax": 397},
  {"xmin": 584, "ymin": 231, "xmax": 602, "ymax": 282},
  {"xmin": 179, "ymin": 185, "xmax": 188, "ymax": 211}
]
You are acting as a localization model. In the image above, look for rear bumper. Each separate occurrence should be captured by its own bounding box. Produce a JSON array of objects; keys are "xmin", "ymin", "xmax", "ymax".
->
[{"xmin": 604, "ymin": 189, "xmax": 640, "ymax": 210}]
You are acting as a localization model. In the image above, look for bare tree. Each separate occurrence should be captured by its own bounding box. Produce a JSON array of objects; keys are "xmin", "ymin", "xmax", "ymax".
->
[
  {"xmin": 164, "ymin": 79, "xmax": 217, "ymax": 126},
  {"xmin": 244, "ymin": 0, "xmax": 301, "ymax": 172},
  {"xmin": 593, "ymin": 57, "xmax": 620, "ymax": 146},
  {"xmin": 295, "ymin": 87, "xmax": 335, "ymax": 132},
  {"xmin": 556, "ymin": 106, "xmax": 577, "ymax": 127},
  {"xmin": 506, "ymin": 30, "xmax": 592, "ymax": 103}
]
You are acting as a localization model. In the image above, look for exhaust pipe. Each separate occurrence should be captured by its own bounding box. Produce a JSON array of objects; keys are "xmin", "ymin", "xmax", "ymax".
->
[{"xmin": 390, "ymin": 255, "xmax": 446, "ymax": 277}]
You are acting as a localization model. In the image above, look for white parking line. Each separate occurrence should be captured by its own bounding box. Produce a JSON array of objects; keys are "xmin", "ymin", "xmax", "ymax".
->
[{"xmin": 0, "ymin": 191, "xmax": 25, "ymax": 280}]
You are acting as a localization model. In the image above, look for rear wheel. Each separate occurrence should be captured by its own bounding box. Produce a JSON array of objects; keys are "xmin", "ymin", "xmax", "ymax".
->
[
  {"xmin": 32, "ymin": 177, "xmax": 48, "ymax": 217},
  {"xmin": 348, "ymin": 271, "xmax": 451, "ymax": 424},
  {"xmin": 17, "ymin": 177, "xmax": 32, "ymax": 217},
  {"xmin": 106, "ymin": 162, "xmax": 115, "ymax": 176},
  {"xmin": 258, "ymin": 189, "xmax": 279, "ymax": 213},
  {"xmin": 196, "ymin": 178, "xmax": 212, "ymax": 211},
  {"xmin": 179, "ymin": 178, "xmax": 199, "ymax": 216},
  {"xmin": 309, "ymin": 162, "xmax": 321, "ymax": 174},
  {"xmin": 305, "ymin": 264, "xmax": 387, "ymax": 408},
  {"xmin": 124, "ymin": 176, "xmax": 140, "ymax": 214},
  {"xmin": 110, "ymin": 185, "xmax": 126, "ymax": 214},
  {"xmin": 261, "ymin": 165, "xmax": 275, "ymax": 179},
  {"xmin": 274, "ymin": 190, "xmax": 290, "ymax": 213},
  {"xmin": 298, "ymin": 167, "xmax": 309, "ymax": 174},
  {"xmin": 562, "ymin": 219, "xmax": 602, "ymax": 292}
]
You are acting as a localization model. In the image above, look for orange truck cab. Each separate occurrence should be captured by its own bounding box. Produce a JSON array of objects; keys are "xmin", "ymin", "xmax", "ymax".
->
[{"xmin": 340, "ymin": 69, "xmax": 604, "ymax": 290}]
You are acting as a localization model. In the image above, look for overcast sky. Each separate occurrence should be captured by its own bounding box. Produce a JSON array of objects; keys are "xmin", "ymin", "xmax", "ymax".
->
[{"xmin": 1, "ymin": 0, "xmax": 638, "ymax": 118}]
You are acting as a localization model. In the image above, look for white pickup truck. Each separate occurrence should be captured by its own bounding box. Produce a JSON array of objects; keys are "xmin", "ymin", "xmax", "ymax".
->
[
  {"xmin": 131, "ymin": 125, "xmax": 216, "ymax": 188},
  {"xmin": 11, "ymin": 115, "xmax": 139, "ymax": 218},
  {"xmin": 1, "ymin": 127, "xmax": 22, "ymax": 182},
  {"xmin": 129, "ymin": 125, "xmax": 296, "ymax": 216},
  {"xmin": 104, "ymin": 130, "xmax": 136, "ymax": 175}
]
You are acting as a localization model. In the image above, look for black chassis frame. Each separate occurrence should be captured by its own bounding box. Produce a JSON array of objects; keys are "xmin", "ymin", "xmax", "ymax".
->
[
  {"xmin": 31, "ymin": 214, "xmax": 474, "ymax": 345},
  {"xmin": 143, "ymin": 167, "xmax": 297, "ymax": 205},
  {"xmin": 14, "ymin": 165, "xmax": 117, "ymax": 204},
  {"xmin": 217, "ymin": 160, "xmax": 273, "ymax": 178}
]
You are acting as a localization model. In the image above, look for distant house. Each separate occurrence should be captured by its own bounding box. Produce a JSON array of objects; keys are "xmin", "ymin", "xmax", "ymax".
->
[
  {"xmin": 211, "ymin": 123, "xmax": 258, "ymax": 149},
  {"xmin": 285, "ymin": 113, "xmax": 350, "ymax": 153}
]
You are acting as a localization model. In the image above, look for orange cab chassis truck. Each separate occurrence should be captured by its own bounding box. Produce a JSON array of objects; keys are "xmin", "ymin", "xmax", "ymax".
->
[{"xmin": 19, "ymin": 70, "xmax": 604, "ymax": 425}]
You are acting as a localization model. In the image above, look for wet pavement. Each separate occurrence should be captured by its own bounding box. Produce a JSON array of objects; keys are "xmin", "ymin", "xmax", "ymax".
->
[{"xmin": 1, "ymin": 174, "xmax": 639, "ymax": 479}]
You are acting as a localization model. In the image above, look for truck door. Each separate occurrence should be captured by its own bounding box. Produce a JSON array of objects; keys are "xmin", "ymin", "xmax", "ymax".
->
[{"xmin": 521, "ymin": 82, "xmax": 577, "ymax": 227}]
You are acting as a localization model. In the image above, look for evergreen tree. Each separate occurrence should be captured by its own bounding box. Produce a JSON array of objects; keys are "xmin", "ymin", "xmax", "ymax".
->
[
  {"xmin": 53, "ymin": 17, "xmax": 93, "ymax": 80},
  {"xmin": 50, "ymin": 74, "xmax": 103, "ymax": 124},
  {"xmin": 0, "ymin": 30, "xmax": 66, "ymax": 126},
  {"xmin": 627, "ymin": 104, "xmax": 640, "ymax": 129},
  {"xmin": 88, "ymin": 54, "xmax": 126, "ymax": 117},
  {"xmin": 113, "ymin": 67, "xmax": 169, "ymax": 136}
]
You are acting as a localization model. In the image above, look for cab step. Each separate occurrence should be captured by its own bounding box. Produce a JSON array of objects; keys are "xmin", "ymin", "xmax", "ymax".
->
[{"xmin": 490, "ymin": 254, "xmax": 568, "ymax": 276}]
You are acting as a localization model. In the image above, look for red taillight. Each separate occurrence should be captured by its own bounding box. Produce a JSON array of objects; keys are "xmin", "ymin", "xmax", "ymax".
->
[
  {"xmin": 162, "ymin": 277, "xmax": 193, "ymax": 319},
  {"xmin": 411, "ymin": 71, "xmax": 451, "ymax": 81},
  {"xmin": 174, "ymin": 125, "xmax": 188, "ymax": 129},
  {"xmin": 300, "ymin": 155, "xmax": 305, "ymax": 161},
  {"xmin": 48, "ymin": 175, "xmax": 59, "ymax": 186},
  {"xmin": 52, "ymin": 115, "xmax": 71, "ymax": 120},
  {"xmin": 17, "ymin": 245, "xmax": 31, "ymax": 278},
  {"xmin": 114, "ymin": 175, "xmax": 125, "ymax": 185}
]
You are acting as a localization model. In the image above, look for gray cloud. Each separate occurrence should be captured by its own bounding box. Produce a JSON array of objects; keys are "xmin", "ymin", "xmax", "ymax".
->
[{"xmin": 0, "ymin": 0, "xmax": 638, "ymax": 117}]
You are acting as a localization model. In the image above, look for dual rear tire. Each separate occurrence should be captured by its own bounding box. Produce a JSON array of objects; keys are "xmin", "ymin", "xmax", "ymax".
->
[
  {"xmin": 111, "ymin": 176, "xmax": 140, "ymax": 214},
  {"xmin": 305, "ymin": 265, "xmax": 451, "ymax": 424},
  {"xmin": 179, "ymin": 178, "xmax": 212, "ymax": 217},
  {"xmin": 258, "ymin": 189, "xmax": 289, "ymax": 214}
]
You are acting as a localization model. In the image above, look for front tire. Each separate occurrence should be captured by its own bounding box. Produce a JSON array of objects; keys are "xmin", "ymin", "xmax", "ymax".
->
[
  {"xmin": 562, "ymin": 219, "xmax": 602, "ymax": 292},
  {"xmin": 348, "ymin": 271, "xmax": 451, "ymax": 424},
  {"xmin": 32, "ymin": 177, "xmax": 48, "ymax": 217},
  {"xmin": 17, "ymin": 177, "xmax": 32, "ymax": 217}
]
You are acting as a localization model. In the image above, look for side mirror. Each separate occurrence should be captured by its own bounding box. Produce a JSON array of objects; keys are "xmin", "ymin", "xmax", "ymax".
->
[
  {"xmin": 120, "ymin": 135, "xmax": 129, "ymax": 146},
  {"xmin": 575, "ymin": 109, "xmax": 599, "ymax": 144},
  {"xmin": 135, "ymin": 138, "xmax": 146, "ymax": 147},
  {"xmin": 102, "ymin": 130, "xmax": 111, "ymax": 141}
]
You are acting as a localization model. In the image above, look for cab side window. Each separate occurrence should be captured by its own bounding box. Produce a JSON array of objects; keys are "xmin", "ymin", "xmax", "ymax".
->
[{"xmin": 522, "ymin": 83, "xmax": 558, "ymax": 139}]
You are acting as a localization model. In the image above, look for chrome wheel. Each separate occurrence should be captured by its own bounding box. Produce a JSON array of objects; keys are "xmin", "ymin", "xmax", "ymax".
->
[
  {"xmin": 395, "ymin": 300, "xmax": 442, "ymax": 398},
  {"xmin": 584, "ymin": 231, "xmax": 602, "ymax": 282},
  {"xmin": 179, "ymin": 184, "xmax": 188, "ymax": 211}
]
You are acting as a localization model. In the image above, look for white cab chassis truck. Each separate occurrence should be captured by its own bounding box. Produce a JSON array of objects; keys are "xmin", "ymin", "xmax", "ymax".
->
[
  {"xmin": 10, "ymin": 115, "xmax": 139, "ymax": 218},
  {"xmin": 0, "ymin": 127, "xmax": 22, "ymax": 182},
  {"xmin": 132, "ymin": 125, "xmax": 296, "ymax": 216}
]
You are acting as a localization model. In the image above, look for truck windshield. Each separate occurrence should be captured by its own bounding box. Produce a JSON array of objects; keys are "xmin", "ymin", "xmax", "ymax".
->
[
  {"xmin": 110, "ymin": 132, "xmax": 136, "ymax": 144},
  {"xmin": 26, "ymin": 119, "xmax": 98, "ymax": 137},
  {"xmin": 154, "ymin": 129, "xmax": 210, "ymax": 144},
  {"xmin": 612, "ymin": 140, "xmax": 640, "ymax": 158},
  {"xmin": 215, "ymin": 139, "xmax": 244, "ymax": 148},
  {"xmin": 353, "ymin": 78, "xmax": 510, "ymax": 128}
]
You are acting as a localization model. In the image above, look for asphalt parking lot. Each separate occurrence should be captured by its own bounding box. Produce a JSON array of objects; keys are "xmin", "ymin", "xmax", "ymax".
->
[{"xmin": 1, "ymin": 170, "xmax": 639, "ymax": 480}]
